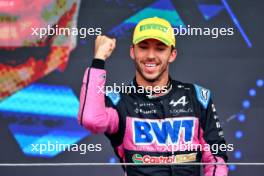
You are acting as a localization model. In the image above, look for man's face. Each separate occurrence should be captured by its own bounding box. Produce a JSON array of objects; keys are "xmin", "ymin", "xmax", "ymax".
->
[{"xmin": 130, "ymin": 39, "xmax": 177, "ymax": 82}]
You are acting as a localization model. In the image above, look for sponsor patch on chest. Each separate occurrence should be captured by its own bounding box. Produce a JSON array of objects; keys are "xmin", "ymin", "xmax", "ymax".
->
[{"xmin": 132, "ymin": 117, "xmax": 197, "ymax": 145}]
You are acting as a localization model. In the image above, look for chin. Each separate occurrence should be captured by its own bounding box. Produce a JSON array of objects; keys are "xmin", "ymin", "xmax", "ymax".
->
[{"xmin": 142, "ymin": 73, "xmax": 160, "ymax": 82}]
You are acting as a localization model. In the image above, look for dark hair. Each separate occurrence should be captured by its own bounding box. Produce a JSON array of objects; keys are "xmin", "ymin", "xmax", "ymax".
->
[{"xmin": 171, "ymin": 46, "xmax": 175, "ymax": 52}]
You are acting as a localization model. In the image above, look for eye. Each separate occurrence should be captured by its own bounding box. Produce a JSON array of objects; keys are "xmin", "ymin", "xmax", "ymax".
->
[
  {"xmin": 138, "ymin": 45, "xmax": 148, "ymax": 49},
  {"xmin": 157, "ymin": 47, "xmax": 166, "ymax": 51}
]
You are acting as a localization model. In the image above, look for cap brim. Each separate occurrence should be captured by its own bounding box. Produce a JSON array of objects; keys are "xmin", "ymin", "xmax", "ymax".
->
[{"xmin": 133, "ymin": 35, "xmax": 173, "ymax": 47}]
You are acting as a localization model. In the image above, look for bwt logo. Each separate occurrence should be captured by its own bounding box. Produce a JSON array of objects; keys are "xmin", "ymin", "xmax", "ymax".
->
[{"xmin": 133, "ymin": 118, "xmax": 195, "ymax": 145}]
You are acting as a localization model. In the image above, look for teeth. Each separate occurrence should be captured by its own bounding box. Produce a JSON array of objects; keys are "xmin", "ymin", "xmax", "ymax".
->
[{"xmin": 145, "ymin": 63, "xmax": 156, "ymax": 67}]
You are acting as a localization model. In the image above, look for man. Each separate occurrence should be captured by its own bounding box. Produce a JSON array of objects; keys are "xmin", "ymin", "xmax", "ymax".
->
[{"xmin": 78, "ymin": 17, "xmax": 228, "ymax": 176}]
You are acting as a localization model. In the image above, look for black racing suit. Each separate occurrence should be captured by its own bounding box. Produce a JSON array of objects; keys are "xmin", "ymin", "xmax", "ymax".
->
[{"xmin": 78, "ymin": 59, "xmax": 228, "ymax": 176}]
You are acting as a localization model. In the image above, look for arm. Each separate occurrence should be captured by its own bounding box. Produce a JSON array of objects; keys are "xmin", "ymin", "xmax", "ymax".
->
[
  {"xmin": 78, "ymin": 36, "xmax": 119, "ymax": 134},
  {"xmin": 194, "ymin": 85, "xmax": 228, "ymax": 176},
  {"xmin": 200, "ymin": 98, "xmax": 228, "ymax": 176}
]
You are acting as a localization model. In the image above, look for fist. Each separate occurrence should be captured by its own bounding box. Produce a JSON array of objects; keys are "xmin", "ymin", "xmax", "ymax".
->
[{"xmin": 94, "ymin": 35, "xmax": 116, "ymax": 60}]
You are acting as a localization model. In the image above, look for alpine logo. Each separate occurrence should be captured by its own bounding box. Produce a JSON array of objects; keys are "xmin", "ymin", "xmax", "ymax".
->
[{"xmin": 169, "ymin": 96, "xmax": 188, "ymax": 107}]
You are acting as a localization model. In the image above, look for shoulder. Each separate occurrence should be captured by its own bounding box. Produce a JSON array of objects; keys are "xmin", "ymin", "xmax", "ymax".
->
[
  {"xmin": 106, "ymin": 90, "xmax": 122, "ymax": 106},
  {"xmin": 192, "ymin": 84, "xmax": 211, "ymax": 109}
]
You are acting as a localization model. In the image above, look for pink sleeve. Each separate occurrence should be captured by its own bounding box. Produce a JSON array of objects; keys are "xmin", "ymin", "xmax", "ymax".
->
[
  {"xmin": 77, "ymin": 67, "xmax": 119, "ymax": 134},
  {"xmin": 200, "ymin": 128, "xmax": 228, "ymax": 176}
]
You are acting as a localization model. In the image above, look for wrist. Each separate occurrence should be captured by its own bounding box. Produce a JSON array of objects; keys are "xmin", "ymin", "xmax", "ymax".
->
[
  {"xmin": 94, "ymin": 53, "xmax": 107, "ymax": 61},
  {"xmin": 91, "ymin": 58, "xmax": 105, "ymax": 69},
  {"xmin": 94, "ymin": 57, "xmax": 106, "ymax": 61}
]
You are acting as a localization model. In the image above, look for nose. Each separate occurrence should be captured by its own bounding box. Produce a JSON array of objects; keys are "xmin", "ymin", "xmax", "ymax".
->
[{"xmin": 146, "ymin": 48, "xmax": 155, "ymax": 59}]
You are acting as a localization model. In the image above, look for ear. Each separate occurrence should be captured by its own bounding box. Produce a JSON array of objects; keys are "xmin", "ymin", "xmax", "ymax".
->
[
  {"xmin": 130, "ymin": 45, "xmax": 135, "ymax": 60},
  {"xmin": 168, "ymin": 48, "xmax": 177, "ymax": 63}
]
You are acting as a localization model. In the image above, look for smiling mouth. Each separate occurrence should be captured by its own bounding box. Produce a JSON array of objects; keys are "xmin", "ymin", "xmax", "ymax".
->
[
  {"xmin": 145, "ymin": 63, "xmax": 157, "ymax": 67},
  {"xmin": 142, "ymin": 62, "xmax": 160, "ymax": 73}
]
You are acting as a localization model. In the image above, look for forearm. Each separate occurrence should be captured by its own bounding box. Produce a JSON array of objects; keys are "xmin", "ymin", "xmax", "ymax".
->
[
  {"xmin": 77, "ymin": 59, "xmax": 119, "ymax": 134},
  {"xmin": 200, "ymin": 129, "xmax": 228, "ymax": 176},
  {"xmin": 200, "ymin": 99, "xmax": 228, "ymax": 176}
]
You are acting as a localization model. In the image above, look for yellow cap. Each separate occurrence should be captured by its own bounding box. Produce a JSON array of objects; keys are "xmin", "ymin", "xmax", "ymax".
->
[{"xmin": 132, "ymin": 17, "xmax": 175, "ymax": 47}]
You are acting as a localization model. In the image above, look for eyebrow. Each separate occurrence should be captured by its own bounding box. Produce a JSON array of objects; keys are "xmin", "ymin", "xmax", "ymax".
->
[
  {"xmin": 156, "ymin": 42, "xmax": 166, "ymax": 47},
  {"xmin": 139, "ymin": 41, "xmax": 148, "ymax": 45}
]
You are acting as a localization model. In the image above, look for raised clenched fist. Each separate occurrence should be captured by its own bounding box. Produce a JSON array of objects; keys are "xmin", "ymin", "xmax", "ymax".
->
[{"xmin": 94, "ymin": 35, "xmax": 116, "ymax": 60}]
